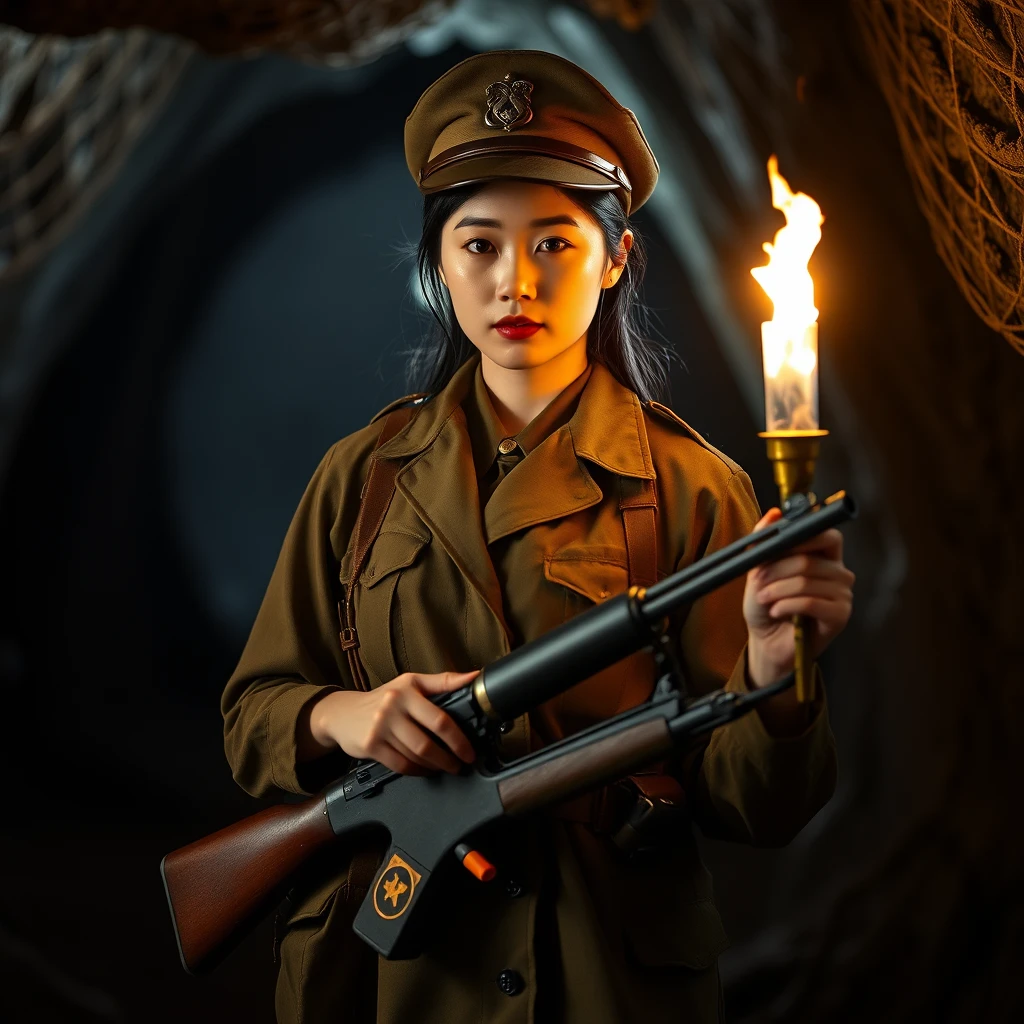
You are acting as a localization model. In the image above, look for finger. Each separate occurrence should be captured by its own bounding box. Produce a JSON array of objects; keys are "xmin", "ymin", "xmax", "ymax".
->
[
  {"xmin": 386, "ymin": 724, "xmax": 450, "ymax": 775},
  {"xmin": 768, "ymin": 596, "xmax": 852, "ymax": 622},
  {"xmin": 406, "ymin": 691, "xmax": 477, "ymax": 764},
  {"xmin": 390, "ymin": 715, "xmax": 463, "ymax": 775},
  {"xmin": 783, "ymin": 527, "xmax": 843, "ymax": 560},
  {"xmin": 410, "ymin": 670, "xmax": 481, "ymax": 696},
  {"xmin": 755, "ymin": 551, "xmax": 854, "ymax": 586},
  {"xmin": 752, "ymin": 507, "xmax": 783, "ymax": 532},
  {"xmin": 757, "ymin": 576, "xmax": 854, "ymax": 606},
  {"xmin": 750, "ymin": 532, "xmax": 844, "ymax": 581},
  {"xmin": 369, "ymin": 740, "xmax": 430, "ymax": 777}
]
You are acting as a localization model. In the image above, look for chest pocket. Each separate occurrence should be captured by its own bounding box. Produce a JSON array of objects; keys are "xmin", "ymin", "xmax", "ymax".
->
[
  {"xmin": 542, "ymin": 546, "xmax": 649, "ymax": 725},
  {"xmin": 355, "ymin": 530, "xmax": 430, "ymax": 686},
  {"xmin": 544, "ymin": 545, "xmax": 630, "ymax": 609}
]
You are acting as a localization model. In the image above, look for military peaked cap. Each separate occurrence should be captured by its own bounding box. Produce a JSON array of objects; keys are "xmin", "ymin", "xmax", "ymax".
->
[{"xmin": 405, "ymin": 50, "xmax": 659, "ymax": 215}]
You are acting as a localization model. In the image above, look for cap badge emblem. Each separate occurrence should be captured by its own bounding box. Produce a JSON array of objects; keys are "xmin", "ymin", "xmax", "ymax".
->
[{"xmin": 485, "ymin": 74, "xmax": 534, "ymax": 132}]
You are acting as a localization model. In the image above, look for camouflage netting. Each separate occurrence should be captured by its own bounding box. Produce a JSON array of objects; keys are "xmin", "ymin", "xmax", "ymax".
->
[
  {"xmin": 0, "ymin": 29, "xmax": 189, "ymax": 277},
  {"xmin": 0, "ymin": 0, "xmax": 662, "ymax": 281},
  {"xmin": 0, "ymin": 1, "xmax": 461, "ymax": 279},
  {"xmin": 0, "ymin": 1, "xmax": 456, "ymax": 60},
  {"xmin": 856, "ymin": 0, "xmax": 1024, "ymax": 356},
  {"xmin": 5, "ymin": 0, "xmax": 1024, "ymax": 353}
]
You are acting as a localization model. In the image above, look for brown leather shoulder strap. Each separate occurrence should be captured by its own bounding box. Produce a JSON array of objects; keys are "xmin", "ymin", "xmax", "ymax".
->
[
  {"xmin": 337, "ymin": 404, "xmax": 418, "ymax": 690},
  {"xmin": 618, "ymin": 476, "xmax": 658, "ymax": 590}
]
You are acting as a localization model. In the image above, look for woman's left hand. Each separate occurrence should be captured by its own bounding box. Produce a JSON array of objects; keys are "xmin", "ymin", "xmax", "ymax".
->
[{"xmin": 743, "ymin": 507, "xmax": 855, "ymax": 688}]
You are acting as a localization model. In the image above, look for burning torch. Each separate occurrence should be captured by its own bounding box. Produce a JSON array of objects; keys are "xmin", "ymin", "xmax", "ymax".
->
[{"xmin": 751, "ymin": 156, "xmax": 826, "ymax": 704}]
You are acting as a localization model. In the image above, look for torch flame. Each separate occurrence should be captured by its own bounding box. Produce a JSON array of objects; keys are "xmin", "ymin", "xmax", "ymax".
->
[{"xmin": 751, "ymin": 156, "xmax": 824, "ymax": 430}]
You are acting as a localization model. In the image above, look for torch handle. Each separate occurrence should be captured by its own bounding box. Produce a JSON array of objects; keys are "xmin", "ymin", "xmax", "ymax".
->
[
  {"xmin": 793, "ymin": 614, "xmax": 815, "ymax": 703},
  {"xmin": 757, "ymin": 430, "xmax": 830, "ymax": 705}
]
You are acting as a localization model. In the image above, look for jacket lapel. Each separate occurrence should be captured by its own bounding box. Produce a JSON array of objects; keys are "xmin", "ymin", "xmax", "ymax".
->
[
  {"xmin": 396, "ymin": 409, "xmax": 510, "ymax": 637},
  {"xmin": 372, "ymin": 357, "xmax": 657, "ymax": 621},
  {"xmin": 569, "ymin": 360, "xmax": 657, "ymax": 480},
  {"xmin": 375, "ymin": 359, "xmax": 510, "ymax": 639},
  {"xmin": 484, "ymin": 425, "xmax": 603, "ymax": 543},
  {"xmin": 484, "ymin": 361, "xmax": 656, "ymax": 542}
]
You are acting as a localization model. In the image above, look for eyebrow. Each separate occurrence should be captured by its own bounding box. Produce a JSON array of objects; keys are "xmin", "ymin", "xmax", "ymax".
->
[{"xmin": 452, "ymin": 214, "xmax": 581, "ymax": 230}]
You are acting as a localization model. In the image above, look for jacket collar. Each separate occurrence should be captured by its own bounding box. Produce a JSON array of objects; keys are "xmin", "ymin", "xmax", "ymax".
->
[
  {"xmin": 479, "ymin": 363, "xmax": 655, "ymax": 543},
  {"xmin": 375, "ymin": 353, "xmax": 656, "ymax": 482},
  {"xmin": 379, "ymin": 355, "xmax": 657, "ymax": 630},
  {"xmin": 467, "ymin": 359, "xmax": 593, "ymax": 476},
  {"xmin": 568, "ymin": 359, "xmax": 656, "ymax": 481},
  {"xmin": 374, "ymin": 355, "xmax": 479, "ymax": 461}
]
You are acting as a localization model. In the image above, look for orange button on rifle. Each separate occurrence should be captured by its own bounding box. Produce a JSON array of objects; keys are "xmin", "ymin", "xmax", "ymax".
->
[{"xmin": 454, "ymin": 842, "xmax": 496, "ymax": 882}]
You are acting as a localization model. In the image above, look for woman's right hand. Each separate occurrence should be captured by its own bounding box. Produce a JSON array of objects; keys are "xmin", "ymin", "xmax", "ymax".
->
[{"xmin": 300, "ymin": 671, "xmax": 480, "ymax": 776}]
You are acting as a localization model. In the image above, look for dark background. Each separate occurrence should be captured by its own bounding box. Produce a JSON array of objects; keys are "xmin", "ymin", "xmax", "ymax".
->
[{"xmin": 0, "ymin": 2, "xmax": 1022, "ymax": 1021}]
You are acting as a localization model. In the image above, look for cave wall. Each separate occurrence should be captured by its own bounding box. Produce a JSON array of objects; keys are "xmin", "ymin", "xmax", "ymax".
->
[{"xmin": 0, "ymin": 2, "xmax": 1021, "ymax": 1021}]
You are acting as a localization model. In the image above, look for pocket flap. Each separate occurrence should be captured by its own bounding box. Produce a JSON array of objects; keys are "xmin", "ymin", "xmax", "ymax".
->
[
  {"xmin": 360, "ymin": 530, "xmax": 429, "ymax": 589},
  {"xmin": 544, "ymin": 546, "xmax": 629, "ymax": 604}
]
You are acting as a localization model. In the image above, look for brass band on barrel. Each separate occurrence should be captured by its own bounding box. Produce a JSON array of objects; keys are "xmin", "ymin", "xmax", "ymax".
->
[{"xmin": 473, "ymin": 673, "xmax": 499, "ymax": 721}]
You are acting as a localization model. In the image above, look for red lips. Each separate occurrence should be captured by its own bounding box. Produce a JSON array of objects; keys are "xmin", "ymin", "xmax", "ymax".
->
[{"xmin": 493, "ymin": 315, "xmax": 542, "ymax": 340}]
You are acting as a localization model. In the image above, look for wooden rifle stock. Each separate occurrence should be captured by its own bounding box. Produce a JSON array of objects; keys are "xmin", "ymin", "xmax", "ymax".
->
[
  {"xmin": 160, "ymin": 795, "xmax": 335, "ymax": 974},
  {"xmin": 498, "ymin": 718, "xmax": 674, "ymax": 816}
]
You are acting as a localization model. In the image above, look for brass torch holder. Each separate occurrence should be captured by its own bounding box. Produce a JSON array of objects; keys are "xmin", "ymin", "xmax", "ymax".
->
[{"xmin": 758, "ymin": 429, "xmax": 829, "ymax": 702}]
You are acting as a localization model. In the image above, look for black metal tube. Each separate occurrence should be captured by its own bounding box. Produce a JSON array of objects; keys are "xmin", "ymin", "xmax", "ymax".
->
[
  {"xmin": 641, "ymin": 493, "xmax": 856, "ymax": 623},
  {"xmin": 666, "ymin": 673, "xmax": 795, "ymax": 742},
  {"xmin": 477, "ymin": 492, "xmax": 857, "ymax": 723},
  {"xmin": 480, "ymin": 593, "xmax": 647, "ymax": 721}
]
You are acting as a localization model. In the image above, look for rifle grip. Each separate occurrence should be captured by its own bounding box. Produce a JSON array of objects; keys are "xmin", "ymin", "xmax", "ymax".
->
[
  {"xmin": 161, "ymin": 795, "xmax": 334, "ymax": 974},
  {"xmin": 352, "ymin": 844, "xmax": 433, "ymax": 960}
]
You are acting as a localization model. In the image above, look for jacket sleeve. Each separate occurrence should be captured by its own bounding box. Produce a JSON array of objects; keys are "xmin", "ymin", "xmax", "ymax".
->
[
  {"xmin": 675, "ymin": 469, "xmax": 839, "ymax": 846},
  {"xmin": 220, "ymin": 439, "xmax": 366, "ymax": 799}
]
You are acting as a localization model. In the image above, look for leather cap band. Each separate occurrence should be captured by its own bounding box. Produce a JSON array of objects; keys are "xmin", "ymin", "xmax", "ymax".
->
[{"xmin": 419, "ymin": 134, "xmax": 632, "ymax": 192}]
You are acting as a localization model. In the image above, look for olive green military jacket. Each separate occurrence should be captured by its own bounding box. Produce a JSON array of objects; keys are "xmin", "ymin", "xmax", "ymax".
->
[{"xmin": 222, "ymin": 355, "xmax": 837, "ymax": 1024}]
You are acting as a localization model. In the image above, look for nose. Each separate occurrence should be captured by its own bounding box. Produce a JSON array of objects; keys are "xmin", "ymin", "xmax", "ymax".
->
[{"xmin": 496, "ymin": 244, "xmax": 538, "ymax": 303}]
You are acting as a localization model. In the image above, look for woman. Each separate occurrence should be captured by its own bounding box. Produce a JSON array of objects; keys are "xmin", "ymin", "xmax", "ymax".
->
[{"xmin": 222, "ymin": 50, "xmax": 853, "ymax": 1023}]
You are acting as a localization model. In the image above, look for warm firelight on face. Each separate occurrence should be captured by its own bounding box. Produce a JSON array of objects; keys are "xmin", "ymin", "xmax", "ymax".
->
[{"xmin": 751, "ymin": 156, "xmax": 825, "ymax": 431}]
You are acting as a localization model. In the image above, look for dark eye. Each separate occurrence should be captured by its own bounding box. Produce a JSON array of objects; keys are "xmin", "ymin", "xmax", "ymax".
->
[
  {"xmin": 465, "ymin": 238, "xmax": 494, "ymax": 254},
  {"xmin": 538, "ymin": 237, "xmax": 571, "ymax": 253}
]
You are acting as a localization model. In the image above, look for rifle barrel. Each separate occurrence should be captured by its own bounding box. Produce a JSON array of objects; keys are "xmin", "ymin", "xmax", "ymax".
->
[
  {"xmin": 641, "ymin": 493, "xmax": 856, "ymax": 622},
  {"xmin": 478, "ymin": 492, "xmax": 856, "ymax": 722}
]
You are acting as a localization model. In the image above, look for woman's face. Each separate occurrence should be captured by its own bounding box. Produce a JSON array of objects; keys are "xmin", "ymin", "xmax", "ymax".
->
[{"xmin": 437, "ymin": 180, "xmax": 631, "ymax": 371}]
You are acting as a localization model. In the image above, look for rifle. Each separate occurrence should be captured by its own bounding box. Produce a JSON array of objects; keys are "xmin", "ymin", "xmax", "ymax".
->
[{"xmin": 161, "ymin": 491, "xmax": 856, "ymax": 973}]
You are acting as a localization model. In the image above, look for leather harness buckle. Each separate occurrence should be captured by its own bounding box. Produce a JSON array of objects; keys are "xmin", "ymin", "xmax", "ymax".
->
[{"xmin": 609, "ymin": 774, "xmax": 687, "ymax": 854}]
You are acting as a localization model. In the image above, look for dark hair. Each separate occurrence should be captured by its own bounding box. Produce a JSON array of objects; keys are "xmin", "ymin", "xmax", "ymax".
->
[{"xmin": 406, "ymin": 182, "xmax": 674, "ymax": 402}]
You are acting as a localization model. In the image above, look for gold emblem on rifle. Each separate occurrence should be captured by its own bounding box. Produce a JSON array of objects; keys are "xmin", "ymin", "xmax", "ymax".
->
[
  {"xmin": 382, "ymin": 873, "xmax": 407, "ymax": 908},
  {"xmin": 485, "ymin": 74, "xmax": 534, "ymax": 132},
  {"xmin": 373, "ymin": 853, "xmax": 422, "ymax": 920}
]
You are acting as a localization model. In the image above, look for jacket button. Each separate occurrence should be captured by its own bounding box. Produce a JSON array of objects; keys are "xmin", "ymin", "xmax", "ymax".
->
[
  {"xmin": 504, "ymin": 878, "xmax": 524, "ymax": 898},
  {"xmin": 496, "ymin": 969, "xmax": 525, "ymax": 996},
  {"xmin": 497, "ymin": 437, "xmax": 518, "ymax": 455}
]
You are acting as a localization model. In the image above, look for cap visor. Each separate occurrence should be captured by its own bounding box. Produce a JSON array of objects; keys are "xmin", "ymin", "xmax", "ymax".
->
[{"xmin": 419, "ymin": 153, "xmax": 622, "ymax": 196}]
